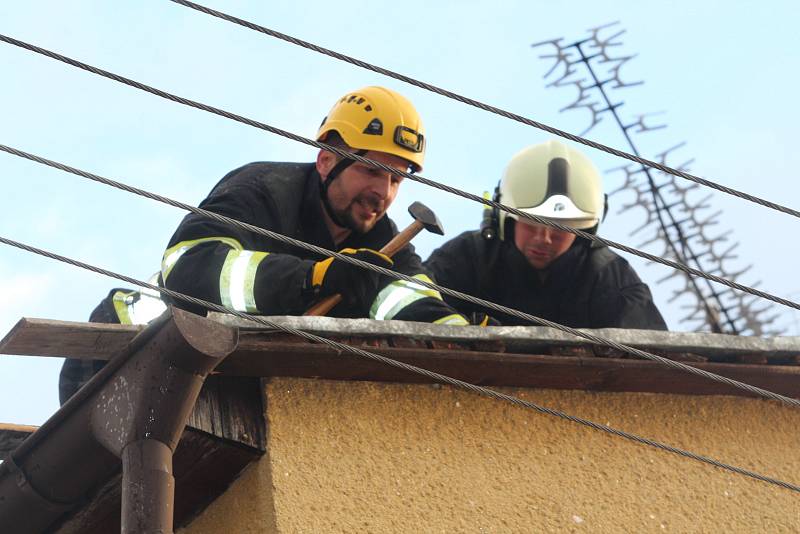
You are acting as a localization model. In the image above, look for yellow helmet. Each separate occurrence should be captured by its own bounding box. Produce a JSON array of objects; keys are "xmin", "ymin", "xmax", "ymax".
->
[
  {"xmin": 497, "ymin": 140, "xmax": 605, "ymax": 239},
  {"xmin": 317, "ymin": 86, "xmax": 425, "ymax": 172}
]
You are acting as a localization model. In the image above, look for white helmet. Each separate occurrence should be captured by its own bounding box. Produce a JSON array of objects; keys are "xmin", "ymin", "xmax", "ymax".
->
[{"xmin": 497, "ymin": 140, "xmax": 605, "ymax": 239}]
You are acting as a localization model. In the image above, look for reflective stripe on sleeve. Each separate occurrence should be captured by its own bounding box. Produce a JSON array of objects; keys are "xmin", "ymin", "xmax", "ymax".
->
[
  {"xmin": 370, "ymin": 273, "xmax": 442, "ymax": 320},
  {"xmin": 432, "ymin": 313, "xmax": 470, "ymax": 326},
  {"xmin": 111, "ymin": 290, "xmax": 138, "ymax": 325},
  {"xmin": 111, "ymin": 288, "xmax": 168, "ymax": 325},
  {"xmin": 219, "ymin": 250, "xmax": 270, "ymax": 312},
  {"xmin": 161, "ymin": 236, "xmax": 243, "ymax": 283}
]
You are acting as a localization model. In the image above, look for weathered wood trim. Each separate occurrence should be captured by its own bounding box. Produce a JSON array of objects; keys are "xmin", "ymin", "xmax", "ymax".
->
[
  {"xmin": 0, "ymin": 423, "xmax": 37, "ymax": 458},
  {"xmin": 6, "ymin": 316, "xmax": 800, "ymax": 362},
  {"xmin": 0, "ymin": 318, "xmax": 142, "ymax": 358},
  {"xmin": 188, "ymin": 376, "xmax": 267, "ymax": 452},
  {"xmin": 225, "ymin": 336, "xmax": 800, "ymax": 398},
  {"xmin": 210, "ymin": 313, "xmax": 800, "ymax": 358}
]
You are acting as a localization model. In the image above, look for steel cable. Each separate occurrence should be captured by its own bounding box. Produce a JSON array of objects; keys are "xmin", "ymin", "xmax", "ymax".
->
[
  {"xmin": 0, "ymin": 33, "xmax": 797, "ymax": 318},
  {"xmin": 1, "ymin": 233, "xmax": 798, "ymax": 494},
  {"xmin": 168, "ymin": 0, "xmax": 800, "ymax": 220},
  {"xmin": 3, "ymin": 143, "xmax": 800, "ymax": 409}
]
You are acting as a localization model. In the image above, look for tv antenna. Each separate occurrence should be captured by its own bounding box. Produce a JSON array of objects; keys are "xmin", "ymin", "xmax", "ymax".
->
[{"xmin": 532, "ymin": 22, "xmax": 780, "ymax": 335}]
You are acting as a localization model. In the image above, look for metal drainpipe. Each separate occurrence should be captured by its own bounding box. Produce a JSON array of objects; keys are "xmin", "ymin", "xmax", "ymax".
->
[
  {"xmin": 0, "ymin": 307, "xmax": 239, "ymax": 534},
  {"xmin": 121, "ymin": 439, "xmax": 174, "ymax": 534},
  {"xmin": 89, "ymin": 306, "xmax": 239, "ymax": 534}
]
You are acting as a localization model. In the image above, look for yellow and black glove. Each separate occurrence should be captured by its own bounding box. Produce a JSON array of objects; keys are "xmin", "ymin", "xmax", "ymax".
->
[
  {"xmin": 470, "ymin": 312, "xmax": 502, "ymax": 327},
  {"xmin": 309, "ymin": 248, "xmax": 394, "ymax": 313}
]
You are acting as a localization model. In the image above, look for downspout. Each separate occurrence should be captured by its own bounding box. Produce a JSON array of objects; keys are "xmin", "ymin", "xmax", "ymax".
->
[
  {"xmin": 0, "ymin": 307, "xmax": 239, "ymax": 533},
  {"xmin": 121, "ymin": 439, "xmax": 174, "ymax": 534}
]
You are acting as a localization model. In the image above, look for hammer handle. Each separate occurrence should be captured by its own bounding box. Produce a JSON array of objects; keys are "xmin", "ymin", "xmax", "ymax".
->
[
  {"xmin": 304, "ymin": 220, "xmax": 425, "ymax": 316},
  {"xmin": 380, "ymin": 220, "xmax": 424, "ymax": 257}
]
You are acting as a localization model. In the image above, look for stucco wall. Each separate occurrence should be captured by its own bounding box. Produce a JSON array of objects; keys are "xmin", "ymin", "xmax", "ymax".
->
[{"xmin": 182, "ymin": 377, "xmax": 800, "ymax": 533}]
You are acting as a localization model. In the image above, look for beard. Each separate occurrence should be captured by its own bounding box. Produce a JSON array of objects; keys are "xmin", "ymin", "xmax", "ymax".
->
[{"xmin": 333, "ymin": 194, "xmax": 385, "ymax": 234}]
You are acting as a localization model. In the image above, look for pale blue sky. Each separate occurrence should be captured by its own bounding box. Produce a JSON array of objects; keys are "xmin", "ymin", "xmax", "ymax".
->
[{"xmin": 2, "ymin": 0, "xmax": 799, "ymax": 424}]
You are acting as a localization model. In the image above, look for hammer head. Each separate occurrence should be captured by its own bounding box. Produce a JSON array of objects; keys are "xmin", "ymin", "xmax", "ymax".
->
[{"xmin": 408, "ymin": 201, "xmax": 444, "ymax": 235}]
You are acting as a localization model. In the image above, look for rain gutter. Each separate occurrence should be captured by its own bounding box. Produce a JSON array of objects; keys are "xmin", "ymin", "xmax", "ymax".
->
[{"xmin": 0, "ymin": 307, "xmax": 239, "ymax": 533}]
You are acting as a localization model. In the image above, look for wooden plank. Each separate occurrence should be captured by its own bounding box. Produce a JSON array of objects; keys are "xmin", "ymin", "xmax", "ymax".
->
[
  {"xmin": 0, "ymin": 423, "xmax": 37, "ymax": 433},
  {"xmin": 8, "ymin": 316, "xmax": 800, "ymax": 363},
  {"xmin": 0, "ymin": 318, "xmax": 142, "ymax": 358},
  {"xmin": 0, "ymin": 423, "xmax": 37, "ymax": 458},
  {"xmin": 211, "ymin": 313, "xmax": 800, "ymax": 359}
]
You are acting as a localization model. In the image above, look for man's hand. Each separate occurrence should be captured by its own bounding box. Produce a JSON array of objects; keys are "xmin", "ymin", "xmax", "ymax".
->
[{"xmin": 310, "ymin": 248, "xmax": 394, "ymax": 312}]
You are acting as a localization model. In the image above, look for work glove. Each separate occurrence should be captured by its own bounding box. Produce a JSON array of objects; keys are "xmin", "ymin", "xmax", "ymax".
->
[
  {"xmin": 309, "ymin": 248, "xmax": 394, "ymax": 313},
  {"xmin": 470, "ymin": 312, "xmax": 502, "ymax": 327}
]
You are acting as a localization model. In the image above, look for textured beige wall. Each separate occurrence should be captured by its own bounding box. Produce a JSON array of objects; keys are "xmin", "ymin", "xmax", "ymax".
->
[{"xmin": 182, "ymin": 378, "xmax": 800, "ymax": 533}]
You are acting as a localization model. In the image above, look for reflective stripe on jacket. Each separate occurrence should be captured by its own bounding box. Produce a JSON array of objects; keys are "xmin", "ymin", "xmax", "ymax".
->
[{"xmin": 161, "ymin": 161, "xmax": 463, "ymax": 322}]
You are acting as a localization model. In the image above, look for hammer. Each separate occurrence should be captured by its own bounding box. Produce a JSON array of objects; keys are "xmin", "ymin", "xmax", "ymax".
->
[{"xmin": 304, "ymin": 201, "xmax": 444, "ymax": 316}]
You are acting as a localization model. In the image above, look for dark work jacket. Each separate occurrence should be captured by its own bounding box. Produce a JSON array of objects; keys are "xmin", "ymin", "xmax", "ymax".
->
[
  {"xmin": 424, "ymin": 230, "xmax": 668, "ymax": 330},
  {"xmin": 162, "ymin": 161, "xmax": 458, "ymax": 321},
  {"xmin": 58, "ymin": 288, "xmax": 121, "ymax": 405}
]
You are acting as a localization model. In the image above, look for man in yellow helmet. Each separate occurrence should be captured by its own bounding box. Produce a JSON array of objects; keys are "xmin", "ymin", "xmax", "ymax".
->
[
  {"xmin": 159, "ymin": 86, "xmax": 469, "ymax": 323},
  {"xmin": 425, "ymin": 140, "xmax": 667, "ymax": 330},
  {"xmin": 59, "ymin": 86, "xmax": 471, "ymax": 405}
]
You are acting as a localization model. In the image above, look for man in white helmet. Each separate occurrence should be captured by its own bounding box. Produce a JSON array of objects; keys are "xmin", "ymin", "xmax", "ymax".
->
[{"xmin": 425, "ymin": 140, "xmax": 667, "ymax": 330}]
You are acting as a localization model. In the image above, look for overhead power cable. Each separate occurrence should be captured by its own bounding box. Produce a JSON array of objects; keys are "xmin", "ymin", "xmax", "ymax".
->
[
  {"xmin": 1, "ymin": 234, "xmax": 798, "ymax": 494},
  {"xmin": 3, "ymin": 143, "xmax": 800, "ymax": 410},
  {"xmin": 0, "ymin": 35, "xmax": 798, "ymax": 318},
  {"xmin": 168, "ymin": 0, "xmax": 800, "ymax": 221}
]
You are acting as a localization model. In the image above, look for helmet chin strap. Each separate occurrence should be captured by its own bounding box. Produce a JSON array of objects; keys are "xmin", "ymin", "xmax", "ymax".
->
[{"xmin": 320, "ymin": 150, "xmax": 367, "ymax": 230}]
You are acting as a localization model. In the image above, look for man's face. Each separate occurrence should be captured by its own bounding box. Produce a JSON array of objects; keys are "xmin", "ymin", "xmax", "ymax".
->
[
  {"xmin": 318, "ymin": 150, "xmax": 408, "ymax": 234},
  {"xmin": 513, "ymin": 219, "xmax": 576, "ymax": 270}
]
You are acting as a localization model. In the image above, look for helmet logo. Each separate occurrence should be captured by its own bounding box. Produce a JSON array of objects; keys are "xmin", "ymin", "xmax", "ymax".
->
[
  {"xmin": 553, "ymin": 202, "xmax": 565, "ymax": 212},
  {"xmin": 363, "ymin": 118, "xmax": 383, "ymax": 136}
]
